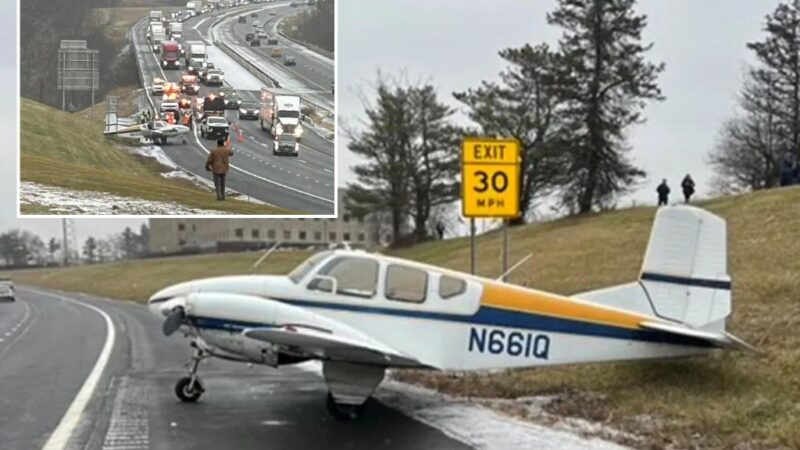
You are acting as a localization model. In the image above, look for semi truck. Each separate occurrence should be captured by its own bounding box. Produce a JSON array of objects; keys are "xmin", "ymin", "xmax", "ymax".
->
[
  {"xmin": 184, "ymin": 40, "xmax": 207, "ymax": 71},
  {"xmin": 186, "ymin": 1, "xmax": 202, "ymax": 14},
  {"xmin": 149, "ymin": 10, "xmax": 163, "ymax": 23},
  {"xmin": 259, "ymin": 87, "xmax": 303, "ymax": 142},
  {"xmin": 151, "ymin": 31, "xmax": 168, "ymax": 53},
  {"xmin": 169, "ymin": 22, "xmax": 183, "ymax": 40},
  {"xmin": 161, "ymin": 41, "xmax": 181, "ymax": 69}
]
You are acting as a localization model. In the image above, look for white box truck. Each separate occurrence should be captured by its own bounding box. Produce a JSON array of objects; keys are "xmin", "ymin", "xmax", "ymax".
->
[
  {"xmin": 260, "ymin": 87, "xmax": 303, "ymax": 143},
  {"xmin": 149, "ymin": 10, "xmax": 163, "ymax": 23},
  {"xmin": 184, "ymin": 40, "xmax": 207, "ymax": 70}
]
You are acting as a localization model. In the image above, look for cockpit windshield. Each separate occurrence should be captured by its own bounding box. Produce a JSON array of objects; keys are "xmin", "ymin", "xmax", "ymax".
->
[{"xmin": 288, "ymin": 251, "xmax": 331, "ymax": 284}]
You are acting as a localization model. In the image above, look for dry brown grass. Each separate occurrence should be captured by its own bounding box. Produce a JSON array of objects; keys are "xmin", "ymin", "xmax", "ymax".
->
[{"xmin": 5, "ymin": 186, "xmax": 800, "ymax": 448}]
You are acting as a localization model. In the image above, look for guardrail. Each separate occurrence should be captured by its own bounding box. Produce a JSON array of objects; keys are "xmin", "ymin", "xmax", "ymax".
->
[
  {"xmin": 275, "ymin": 13, "xmax": 334, "ymax": 60},
  {"xmin": 129, "ymin": 18, "xmax": 156, "ymax": 114}
]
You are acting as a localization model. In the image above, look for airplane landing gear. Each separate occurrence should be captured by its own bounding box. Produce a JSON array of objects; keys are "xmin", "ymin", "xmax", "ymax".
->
[
  {"xmin": 326, "ymin": 393, "xmax": 367, "ymax": 421},
  {"xmin": 175, "ymin": 347, "xmax": 206, "ymax": 403}
]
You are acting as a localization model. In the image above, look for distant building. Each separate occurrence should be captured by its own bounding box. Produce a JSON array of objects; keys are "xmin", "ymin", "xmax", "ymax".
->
[{"xmin": 148, "ymin": 189, "xmax": 394, "ymax": 254}]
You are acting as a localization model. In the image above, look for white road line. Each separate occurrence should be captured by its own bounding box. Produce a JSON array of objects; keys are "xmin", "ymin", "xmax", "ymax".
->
[
  {"xmin": 40, "ymin": 291, "xmax": 116, "ymax": 450},
  {"xmin": 0, "ymin": 299, "xmax": 34, "ymax": 359}
]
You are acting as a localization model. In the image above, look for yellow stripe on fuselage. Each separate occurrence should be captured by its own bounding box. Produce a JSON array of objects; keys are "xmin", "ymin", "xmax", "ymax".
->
[{"xmin": 480, "ymin": 282, "xmax": 646, "ymax": 330}]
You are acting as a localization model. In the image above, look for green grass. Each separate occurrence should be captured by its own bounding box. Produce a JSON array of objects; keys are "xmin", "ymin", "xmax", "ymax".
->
[
  {"xmin": 7, "ymin": 186, "xmax": 800, "ymax": 448},
  {"xmin": 20, "ymin": 98, "xmax": 292, "ymax": 215}
]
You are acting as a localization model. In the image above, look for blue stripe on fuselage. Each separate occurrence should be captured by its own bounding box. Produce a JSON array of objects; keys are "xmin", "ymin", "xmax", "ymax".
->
[{"xmin": 181, "ymin": 298, "xmax": 713, "ymax": 348}]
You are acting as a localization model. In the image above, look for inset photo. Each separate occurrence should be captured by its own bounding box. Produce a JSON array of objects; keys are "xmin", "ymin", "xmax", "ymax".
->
[{"xmin": 19, "ymin": 0, "xmax": 335, "ymax": 216}]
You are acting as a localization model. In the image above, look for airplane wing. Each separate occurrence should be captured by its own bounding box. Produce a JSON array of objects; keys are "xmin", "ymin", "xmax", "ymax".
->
[
  {"xmin": 242, "ymin": 325, "xmax": 423, "ymax": 367},
  {"xmin": 639, "ymin": 321, "xmax": 757, "ymax": 352}
]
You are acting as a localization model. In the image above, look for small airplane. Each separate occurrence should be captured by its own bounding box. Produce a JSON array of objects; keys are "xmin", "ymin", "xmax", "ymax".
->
[
  {"xmin": 148, "ymin": 206, "xmax": 753, "ymax": 420},
  {"xmin": 104, "ymin": 120, "xmax": 191, "ymax": 145}
]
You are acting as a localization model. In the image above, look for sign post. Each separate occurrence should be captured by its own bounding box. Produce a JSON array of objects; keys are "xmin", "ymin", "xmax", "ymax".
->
[{"xmin": 461, "ymin": 137, "xmax": 521, "ymax": 278}]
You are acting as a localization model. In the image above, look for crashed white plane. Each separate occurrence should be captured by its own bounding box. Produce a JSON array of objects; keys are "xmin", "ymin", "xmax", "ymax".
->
[
  {"xmin": 104, "ymin": 120, "xmax": 190, "ymax": 145},
  {"xmin": 148, "ymin": 206, "xmax": 752, "ymax": 420}
]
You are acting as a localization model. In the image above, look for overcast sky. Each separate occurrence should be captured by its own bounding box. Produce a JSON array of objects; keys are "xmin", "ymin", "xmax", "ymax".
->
[{"xmin": 337, "ymin": 0, "xmax": 782, "ymax": 208}]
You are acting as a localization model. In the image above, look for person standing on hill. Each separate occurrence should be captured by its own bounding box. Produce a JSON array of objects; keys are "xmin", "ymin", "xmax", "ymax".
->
[
  {"xmin": 681, "ymin": 174, "xmax": 695, "ymax": 203},
  {"xmin": 656, "ymin": 179, "xmax": 670, "ymax": 206},
  {"xmin": 780, "ymin": 152, "xmax": 797, "ymax": 186},
  {"xmin": 205, "ymin": 138, "xmax": 234, "ymax": 201}
]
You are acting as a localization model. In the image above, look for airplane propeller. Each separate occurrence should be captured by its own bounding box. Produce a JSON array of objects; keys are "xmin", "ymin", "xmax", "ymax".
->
[{"xmin": 162, "ymin": 306, "xmax": 186, "ymax": 336}]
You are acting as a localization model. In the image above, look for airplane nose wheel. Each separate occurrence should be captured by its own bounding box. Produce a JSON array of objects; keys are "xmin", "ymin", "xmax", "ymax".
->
[
  {"xmin": 175, "ymin": 348, "xmax": 206, "ymax": 403},
  {"xmin": 326, "ymin": 393, "xmax": 366, "ymax": 421}
]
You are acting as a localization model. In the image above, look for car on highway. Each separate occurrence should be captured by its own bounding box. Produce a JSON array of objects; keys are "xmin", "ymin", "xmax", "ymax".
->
[
  {"xmin": 203, "ymin": 69, "xmax": 225, "ymax": 86},
  {"xmin": 284, "ymin": 56, "xmax": 296, "ymax": 66},
  {"xmin": 220, "ymin": 87, "xmax": 242, "ymax": 109},
  {"xmin": 238, "ymin": 15, "xmax": 246, "ymax": 24},
  {"xmin": 160, "ymin": 94, "xmax": 180, "ymax": 114},
  {"xmin": 238, "ymin": 101, "xmax": 259, "ymax": 120},
  {"xmin": 271, "ymin": 48, "xmax": 283, "ymax": 58},
  {"xmin": 267, "ymin": 36, "xmax": 278, "ymax": 45},
  {"xmin": 251, "ymin": 11, "xmax": 258, "ymax": 17},
  {"xmin": 200, "ymin": 115, "xmax": 230, "ymax": 140},
  {"xmin": 0, "ymin": 278, "xmax": 15, "ymax": 302},
  {"xmin": 250, "ymin": 37, "xmax": 261, "ymax": 47},
  {"xmin": 257, "ymin": 30, "xmax": 268, "ymax": 40},
  {"xmin": 198, "ymin": 61, "xmax": 216, "ymax": 80},
  {"xmin": 252, "ymin": 20, "xmax": 262, "ymax": 29},
  {"xmin": 245, "ymin": 32, "xmax": 255, "ymax": 41},
  {"xmin": 152, "ymin": 77, "xmax": 165, "ymax": 95},
  {"xmin": 273, "ymin": 133, "xmax": 299, "ymax": 156},
  {"xmin": 269, "ymin": 11, "xmax": 277, "ymax": 16}
]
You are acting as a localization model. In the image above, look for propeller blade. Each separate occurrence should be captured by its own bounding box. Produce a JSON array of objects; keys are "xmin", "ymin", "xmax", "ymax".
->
[{"xmin": 162, "ymin": 306, "xmax": 185, "ymax": 336}]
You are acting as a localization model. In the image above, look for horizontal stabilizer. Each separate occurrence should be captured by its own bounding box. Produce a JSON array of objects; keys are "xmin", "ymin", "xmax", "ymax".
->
[{"xmin": 640, "ymin": 321, "xmax": 756, "ymax": 352}]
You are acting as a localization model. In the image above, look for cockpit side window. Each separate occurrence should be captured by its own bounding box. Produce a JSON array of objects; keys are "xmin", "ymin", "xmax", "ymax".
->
[
  {"xmin": 385, "ymin": 264, "xmax": 427, "ymax": 303},
  {"xmin": 288, "ymin": 251, "xmax": 330, "ymax": 284},
  {"xmin": 439, "ymin": 275, "xmax": 466, "ymax": 299},
  {"xmin": 308, "ymin": 256, "xmax": 378, "ymax": 298}
]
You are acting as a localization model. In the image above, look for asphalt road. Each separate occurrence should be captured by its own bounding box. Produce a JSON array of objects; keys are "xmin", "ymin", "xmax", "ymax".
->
[
  {"xmin": 0, "ymin": 287, "xmax": 471, "ymax": 450},
  {"xmin": 133, "ymin": 3, "xmax": 335, "ymax": 214}
]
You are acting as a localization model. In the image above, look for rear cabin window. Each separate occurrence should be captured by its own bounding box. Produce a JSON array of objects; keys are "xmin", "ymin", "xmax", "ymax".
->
[
  {"xmin": 439, "ymin": 276, "xmax": 466, "ymax": 299},
  {"xmin": 385, "ymin": 265, "xmax": 427, "ymax": 303},
  {"xmin": 309, "ymin": 256, "xmax": 378, "ymax": 298}
]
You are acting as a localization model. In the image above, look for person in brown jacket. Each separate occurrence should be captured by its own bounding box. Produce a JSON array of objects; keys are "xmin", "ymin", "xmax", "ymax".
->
[{"xmin": 206, "ymin": 138, "xmax": 233, "ymax": 200}]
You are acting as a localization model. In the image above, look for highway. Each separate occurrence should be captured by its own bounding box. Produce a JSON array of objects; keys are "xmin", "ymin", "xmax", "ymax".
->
[
  {"xmin": 0, "ymin": 287, "xmax": 471, "ymax": 450},
  {"xmin": 132, "ymin": 2, "xmax": 335, "ymax": 214}
]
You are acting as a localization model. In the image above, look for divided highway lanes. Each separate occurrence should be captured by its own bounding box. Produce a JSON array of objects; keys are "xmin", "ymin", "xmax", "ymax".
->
[
  {"xmin": 132, "ymin": 4, "xmax": 335, "ymax": 214},
  {"xmin": 0, "ymin": 287, "xmax": 472, "ymax": 450}
]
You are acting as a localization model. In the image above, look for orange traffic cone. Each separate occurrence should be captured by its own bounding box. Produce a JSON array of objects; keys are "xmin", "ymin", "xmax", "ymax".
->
[{"xmin": 237, "ymin": 129, "xmax": 245, "ymax": 143}]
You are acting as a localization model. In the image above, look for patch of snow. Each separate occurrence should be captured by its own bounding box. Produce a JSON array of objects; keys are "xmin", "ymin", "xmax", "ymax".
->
[
  {"xmin": 291, "ymin": 362, "xmax": 629, "ymax": 450},
  {"xmin": 130, "ymin": 144, "xmax": 179, "ymax": 170},
  {"xmin": 20, "ymin": 181, "xmax": 225, "ymax": 216}
]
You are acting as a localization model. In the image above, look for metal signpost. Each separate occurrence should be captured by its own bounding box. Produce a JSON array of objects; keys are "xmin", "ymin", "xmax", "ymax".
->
[
  {"xmin": 461, "ymin": 137, "xmax": 521, "ymax": 279},
  {"xmin": 57, "ymin": 40, "xmax": 100, "ymax": 117}
]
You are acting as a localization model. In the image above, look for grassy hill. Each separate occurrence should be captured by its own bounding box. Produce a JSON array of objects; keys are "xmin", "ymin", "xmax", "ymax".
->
[
  {"xmin": 20, "ymin": 98, "xmax": 291, "ymax": 215},
  {"xmin": 7, "ymin": 186, "xmax": 800, "ymax": 448}
]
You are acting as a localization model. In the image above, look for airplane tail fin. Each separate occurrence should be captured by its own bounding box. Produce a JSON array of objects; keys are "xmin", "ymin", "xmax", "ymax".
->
[{"xmin": 639, "ymin": 205, "xmax": 731, "ymax": 331}]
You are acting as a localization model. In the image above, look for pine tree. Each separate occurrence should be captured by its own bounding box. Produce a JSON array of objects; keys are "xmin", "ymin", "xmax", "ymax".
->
[
  {"xmin": 549, "ymin": 0, "xmax": 664, "ymax": 213},
  {"xmin": 455, "ymin": 43, "xmax": 568, "ymax": 223}
]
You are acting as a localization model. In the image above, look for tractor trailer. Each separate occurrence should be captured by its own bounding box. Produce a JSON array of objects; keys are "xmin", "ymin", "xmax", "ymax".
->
[
  {"xmin": 259, "ymin": 87, "xmax": 303, "ymax": 142},
  {"xmin": 161, "ymin": 41, "xmax": 181, "ymax": 69},
  {"xmin": 184, "ymin": 41, "xmax": 207, "ymax": 70}
]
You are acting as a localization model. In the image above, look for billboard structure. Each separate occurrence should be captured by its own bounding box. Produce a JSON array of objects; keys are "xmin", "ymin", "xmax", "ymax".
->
[{"xmin": 57, "ymin": 40, "xmax": 99, "ymax": 115}]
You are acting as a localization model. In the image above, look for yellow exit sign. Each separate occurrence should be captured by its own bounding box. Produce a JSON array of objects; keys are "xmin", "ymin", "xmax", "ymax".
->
[{"xmin": 461, "ymin": 138, "xmax": 521, "ymax": 218}]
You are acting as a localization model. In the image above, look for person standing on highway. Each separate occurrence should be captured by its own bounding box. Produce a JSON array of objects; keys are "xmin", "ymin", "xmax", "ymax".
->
[
  {"xmin": 206, "ymin": 138, "xmax": 234, "ymax": 201},
  {"xmin": 681, "ymin": 174, "xmax": 695, "ymax": 203},
  {"xmin": 656, "ymin": 179, "xmax": 670, "ymax": 206}
]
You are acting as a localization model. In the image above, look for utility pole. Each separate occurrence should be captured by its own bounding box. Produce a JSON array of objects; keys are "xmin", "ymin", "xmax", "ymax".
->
[{"xmin": 62, "ymin": 218, "xmax": 68, "ymax": 266}]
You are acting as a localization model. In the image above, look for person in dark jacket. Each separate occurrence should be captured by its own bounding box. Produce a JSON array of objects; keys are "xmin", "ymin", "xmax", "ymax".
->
[
  {"xmin": 681, "ymin": 174, "xmax": 695, "ymax": 203},
  {"xmin": 206, "ymin": 138, "xmax": 234, "ymax": 200},
  {"xmin": 780, "ymin": 152, "xmax": 797, "ymax": 186},
  {"xmin": 657, "ymin": 179, "xmax": 670, "ymax": 206}
]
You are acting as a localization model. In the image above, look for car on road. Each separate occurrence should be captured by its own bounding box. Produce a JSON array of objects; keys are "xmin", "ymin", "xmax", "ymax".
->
[
  {"xmin": 238, "ymin": 15, "xmax": 246, "ymax": 24},
  {"xmin": 245, "ymin": 32, "xmax": 255, "ymax": 41},
  {"xmin": 0, "ymin": 278, "xmax": 15, "ymax": 302},
  {"xmin": 251, "ymin": 12, "xmax": 258, "ymax": 17},
  {"xmin": 198, "ymin": 61, "xmax": 216, "ymax": 80},
  {"xmin": 257, "ymin": 30, "xmax": 268, "ymax": 40},
  {"xmin": 267, "ymin": 36, "xmax": 278, "ymax": 45},
  {"xmin": 271, "ymin": 48, "xmax": 283, "ymax": 58},
  {"xmin": 238, "ymin": 101, "xmax": 260, "ymax": 120},
  {"xmin": 200, "ymin": 115, "xmax": 230, "ymax": 140},
  {"xmin": 220, "ymin": 87, "xmax": 242, "ymax": 109},
  {"xmin": 152, "ymin": 77, "xmax": 165, "ymax": 95},
  {"xmin": 331, "ymin": 80, "xmax": 334, "ymax": 94},
  {"xmin": 250, "ymin": 37, "xmax": 261, "ymax": 47},
  {"xmin": 283, "ymin": 56, "xmax": 296, "ymax": 66},
  {"xmin": 252, "ymin": 20, "xmax": 262, "ymax": 29},
  {"xmin": 203, "ymin": 69, "xmax": 225, "ymax": 86},
  {"xmin": 273, "ymin": 133, "xmax": 299, "ymax": 156}
]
